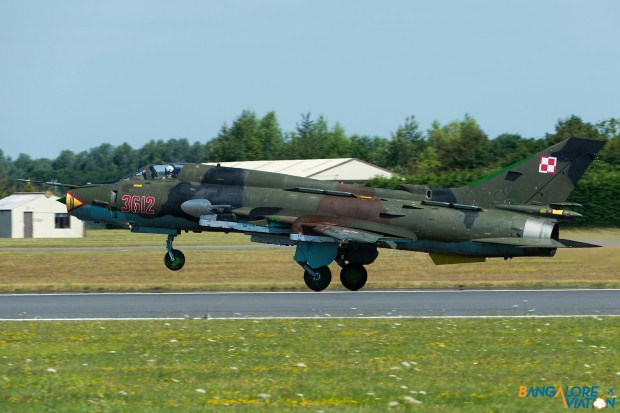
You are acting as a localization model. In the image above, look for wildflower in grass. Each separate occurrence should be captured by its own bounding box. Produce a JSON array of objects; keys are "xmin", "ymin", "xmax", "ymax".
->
[
  {"xmin": 196, "ymin": 389, "xmax": 206, "ymax": 394},
  {"xmin": 295, "ymin": 363, "xmax": 307, "ymax": 368},
  {"xmin": 388, "ymin": 401, "xmax": 399, "ymax": 407},
  {"xmin": 403, "ymin": 396, "xmax": 422, "ymax": 404},
  {"xmin": 46, "ymin": 368, "xmax": 57, "ymax": 373},
  {"xmin": 257, "ymin": 393, "xmax": 271, "ymax": 399}
]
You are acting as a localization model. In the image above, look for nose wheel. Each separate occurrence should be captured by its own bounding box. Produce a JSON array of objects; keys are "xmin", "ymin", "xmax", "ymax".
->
[
  {"xmin": 164, "ymin": 233, "xmax": 185, "ymax": 271},
  {"xmin": 164, "ymin": 249, "xmax": 185, "ymax": 271}
]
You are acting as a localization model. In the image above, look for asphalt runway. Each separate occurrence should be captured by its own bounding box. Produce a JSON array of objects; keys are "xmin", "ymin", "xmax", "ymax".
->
[{"xmin": 1, "ymin": 289, "xmax": 619, "ymax": 320}]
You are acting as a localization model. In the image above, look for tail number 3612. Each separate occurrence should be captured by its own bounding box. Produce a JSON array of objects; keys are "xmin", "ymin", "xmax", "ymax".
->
[{"xmin": 120, "ymin": 195, "xmax": 156, "ymax": 215}]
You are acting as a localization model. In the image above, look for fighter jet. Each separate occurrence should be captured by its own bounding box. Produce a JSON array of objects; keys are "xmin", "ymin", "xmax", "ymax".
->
[{"xmin": 31, "ymin": 137, "xmax": 605, "ymax": 291}]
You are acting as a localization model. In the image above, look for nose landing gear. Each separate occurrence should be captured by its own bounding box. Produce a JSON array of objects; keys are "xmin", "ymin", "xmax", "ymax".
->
[{"xmin": 164, "ymin": 233, "xmax": 185, "ymax": 271}]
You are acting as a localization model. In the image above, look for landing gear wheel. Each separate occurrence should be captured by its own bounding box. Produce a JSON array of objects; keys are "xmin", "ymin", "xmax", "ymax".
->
[
  {"xmin": 340, "ymin": 263, "xmax": 368, "ymax": 291},
  {"xmin": 303, "ymin": 266, "xmax": 332, "ymax": 292},
  {"xmin": 164, "ymin": 249, "xmax": 185, "ymax": 271}
]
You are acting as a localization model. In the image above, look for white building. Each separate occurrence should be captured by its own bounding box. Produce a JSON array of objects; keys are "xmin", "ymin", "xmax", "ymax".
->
[
  {"xmin": 205, "ymin": 158, "xmax": 394, "ymax": 183},
  {"xmin": 0, "ymin": 192, "xmax": 84, "ymax": 238}
]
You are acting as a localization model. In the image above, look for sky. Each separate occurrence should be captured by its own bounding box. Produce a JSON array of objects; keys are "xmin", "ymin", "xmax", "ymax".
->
[{"xmin": 1, "ymin": 0, "xmax": 619, "ymax": 160}]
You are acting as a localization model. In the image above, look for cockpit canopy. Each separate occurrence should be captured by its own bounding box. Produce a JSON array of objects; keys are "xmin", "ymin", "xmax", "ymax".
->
[{"xmin": 124, "ymin": 163, "xmax": 184, "ymax": 181}]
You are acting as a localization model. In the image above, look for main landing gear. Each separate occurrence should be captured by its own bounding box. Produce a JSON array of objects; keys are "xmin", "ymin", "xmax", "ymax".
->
[
  {"xmin": 164, "ymin": 233, "xmax": 185, "ymax": 271},
  {"xmin": 295, "ymin": 242, "xmax": 377, "ymax": 292},
  {"xmin": 303, "ymin": 265, "xmax": 332, "ymax": 292},
  {"xmin": 300, "ymin": 262, "xmax": 368, "ymax": 292},
  {"xmin": 338, "ymin": 262, "xmax": 368, "ymax": 291}
]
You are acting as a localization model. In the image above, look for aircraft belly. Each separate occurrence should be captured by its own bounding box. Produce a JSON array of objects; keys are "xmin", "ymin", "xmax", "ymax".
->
[
  {"xmin": 71, "ymin": 205, "xmax": 115, "ymax": 223},
  {"xmin": 119, "ymin": 213, "xmax": 201, "ymax": 231}
]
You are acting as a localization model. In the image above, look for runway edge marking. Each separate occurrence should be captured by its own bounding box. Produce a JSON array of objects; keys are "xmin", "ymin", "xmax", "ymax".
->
[{"xmin": 2, "ymin": 314, "xmax": 620, "ymax": 322}]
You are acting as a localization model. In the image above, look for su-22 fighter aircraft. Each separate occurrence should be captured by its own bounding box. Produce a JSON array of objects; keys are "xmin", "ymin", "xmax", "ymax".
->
[{"xmin": 42, "ymin": 137, "xmax": 604, "ymax": 291}]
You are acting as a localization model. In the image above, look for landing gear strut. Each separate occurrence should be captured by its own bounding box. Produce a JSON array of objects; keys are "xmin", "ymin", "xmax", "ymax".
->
[{"xmin": 164, "ymin": 233, "xmax": 185, "ymax": 271}]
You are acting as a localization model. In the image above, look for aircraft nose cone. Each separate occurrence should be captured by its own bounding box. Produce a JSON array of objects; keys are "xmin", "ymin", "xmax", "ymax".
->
[{"xmin": 66, "ymin": 191, "xmax": 86, "ymax": 212}]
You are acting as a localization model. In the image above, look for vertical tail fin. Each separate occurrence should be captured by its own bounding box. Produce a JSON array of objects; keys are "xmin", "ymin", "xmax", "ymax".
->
[{"xmin": 451, "ymin": 137, "xmax": 605, "ymax": 207}]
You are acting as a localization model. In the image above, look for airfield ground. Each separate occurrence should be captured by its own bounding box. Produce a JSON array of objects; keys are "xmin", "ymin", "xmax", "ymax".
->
[
  {"xmin": 0, "ymin": 229, "xmax": 619, "ymax": 292},
  {"xmin": 1, "ymin": 230, "xmax": 619, "ymax": 411},
  {"xmin": 0, "ymin": 317, "xmax": 618, "ymax": 412}
]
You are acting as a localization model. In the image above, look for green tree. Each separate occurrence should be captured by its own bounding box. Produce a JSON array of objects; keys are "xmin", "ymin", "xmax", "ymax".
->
[
  {"xmin": 427, "ymin": 114, "xmax": 489, "ymax": 171},
  {"xmin": 51, "ymin": 150, "xmax": 76, "ymax": 184},
  {"xmin": 488, "ymin": 134, "xmax": 546, "ymax": 166},
  {"xmin": 206, "ymin": 110, "xmax": 283, "ymax": 161},
  {"xmin": 187, "ymin": 141, "xmax": 208, "ymax": 163},
  {"xmin": 0, "ymin": 149, "xmax": 10, "ymax": 197},
  {"xmin": 113, "ymin": 143, "xmax": 137, "ymax": 172},
  {"xmin": 386, "ymin": 115, "xmax": 426, "ymax": 172},
  {"xmin": 350, "ymin": 135, "xmax": 390, "ymax": 167},
  {"xmin": 546, "ymin": 115, "xmax": 603, "ymax": 145},
  {"xmin": 256, "ymin": 111, "xmax": 285, "ymax": 159},
  {"xmin": 288, "ymin": 113, "xmax": 351, "ymax": 159},
  {"xmin": 596, "ymin": 118, "xmax": 620, "ymax": 164}
]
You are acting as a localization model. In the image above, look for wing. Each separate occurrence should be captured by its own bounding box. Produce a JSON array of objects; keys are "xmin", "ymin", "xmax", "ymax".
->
[{"xmin": 310, "ymin": 224, "xmax": 384, "ymax": 243}]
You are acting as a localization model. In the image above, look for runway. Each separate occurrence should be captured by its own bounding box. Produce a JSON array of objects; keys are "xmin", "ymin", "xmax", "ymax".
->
[{"xmin": 1, "ymin": 289, "xmax": 619, "ymax": 320}]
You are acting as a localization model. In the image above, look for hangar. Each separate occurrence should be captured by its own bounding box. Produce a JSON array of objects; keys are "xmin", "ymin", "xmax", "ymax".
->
[
  {"xmin": 205, "ymin": 158, "xmax": 394, "ymax": 184},
  {"xmin": 0, "ymin": 192, "xmax": 84, "ymax": 238}
]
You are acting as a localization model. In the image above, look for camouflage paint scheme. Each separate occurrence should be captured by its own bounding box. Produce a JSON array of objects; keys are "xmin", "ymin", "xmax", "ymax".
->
[{"xmin": 53, "ymin": 137, "xmax": 604, "ymax": 291}]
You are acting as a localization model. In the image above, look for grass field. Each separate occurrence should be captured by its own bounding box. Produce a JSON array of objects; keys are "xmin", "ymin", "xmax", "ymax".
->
[
  {"xmin": 0, "ymin": 229, "xmax": 619, "ymax": 292},
  {"xmin": 1, "ymin": 317, "xmax": 618, "ymax": 412}
]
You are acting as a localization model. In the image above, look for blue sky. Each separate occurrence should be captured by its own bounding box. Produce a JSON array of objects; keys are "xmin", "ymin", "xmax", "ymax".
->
[{"xmin": 1, "ymin": 0, "xmax": 619, "ymax": 159}]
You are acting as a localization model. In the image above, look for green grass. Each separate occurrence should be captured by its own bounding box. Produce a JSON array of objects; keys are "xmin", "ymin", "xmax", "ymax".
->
[
  {"xmin": 1, "ymin": 229, "xmax": 619, "ymax": 292},
  {"xmin": 1, "ymin": 318, "xmax": 618, "ymax": 412}
]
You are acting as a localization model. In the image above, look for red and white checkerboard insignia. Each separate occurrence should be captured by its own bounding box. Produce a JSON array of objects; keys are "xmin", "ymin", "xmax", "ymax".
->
[{"xmin": 539, "ymin": 156, "xmax": 557, "ymax": 174}]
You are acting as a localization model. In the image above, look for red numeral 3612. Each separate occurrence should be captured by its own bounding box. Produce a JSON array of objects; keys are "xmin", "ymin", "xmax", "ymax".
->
[{"xmin": 120, "ymin": 195, "xmax": 155, "ymax": 215}]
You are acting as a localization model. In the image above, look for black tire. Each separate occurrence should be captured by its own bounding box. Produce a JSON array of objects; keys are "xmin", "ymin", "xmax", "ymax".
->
[
  {"xmin": 164, "ymin": 249, "xmax": 185, "ymax": 271},
  {"xmin": 340, "ymin": 263, "xmax": 368, "ymax": 291},
  {"xmin": 303, "ymin": 266, "xmax": 332, "ymax": 292}
]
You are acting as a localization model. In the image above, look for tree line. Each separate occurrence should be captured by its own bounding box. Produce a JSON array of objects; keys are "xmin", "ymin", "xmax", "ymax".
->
[{"xmin": 1, "ymin": 111, "xmax": 619, "ymax": 226}]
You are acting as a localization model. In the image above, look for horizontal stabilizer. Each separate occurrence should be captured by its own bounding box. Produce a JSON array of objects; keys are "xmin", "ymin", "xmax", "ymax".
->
[
  {"xmin": 472, "ymin": 237, "xmax": 599, "ymax": 249},
  {"xmin": 556, "ymin": 239, "xmax": 601, "ymax": 248}
]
